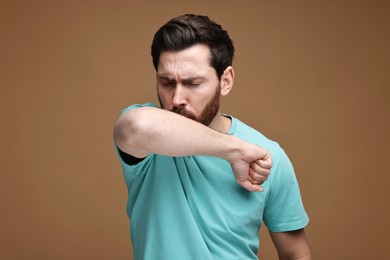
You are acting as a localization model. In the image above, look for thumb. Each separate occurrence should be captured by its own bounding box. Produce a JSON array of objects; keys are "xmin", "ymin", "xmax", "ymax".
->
[{"xmin": 239, "ymin": 180, "xmax": 264, "ymax": 192}]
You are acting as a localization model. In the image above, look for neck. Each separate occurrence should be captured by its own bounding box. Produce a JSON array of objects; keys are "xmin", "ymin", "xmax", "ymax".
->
[{"xmin": 208, "ymin": 113, "xmax": 231, "ymax": 134}]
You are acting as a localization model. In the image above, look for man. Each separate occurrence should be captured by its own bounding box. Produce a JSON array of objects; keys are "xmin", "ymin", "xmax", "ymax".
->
[{"xmin": 114, "ymin": 14, "xmax": 311, "ymax": 259}]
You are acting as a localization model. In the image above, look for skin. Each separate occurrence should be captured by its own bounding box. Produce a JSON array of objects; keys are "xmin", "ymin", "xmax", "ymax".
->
[
  {"xmin": 113, "ymin": 43, "xmax": 311, "ymax": 258},
  {"xmin": 270, "ymin": 229, "xmax": 312, "ymax": 260}
]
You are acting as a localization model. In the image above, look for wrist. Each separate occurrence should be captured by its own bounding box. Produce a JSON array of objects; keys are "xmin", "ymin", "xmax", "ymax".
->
[{"xmin": 219, "ymin": 134, "xmax": 244, "ymax": 163}]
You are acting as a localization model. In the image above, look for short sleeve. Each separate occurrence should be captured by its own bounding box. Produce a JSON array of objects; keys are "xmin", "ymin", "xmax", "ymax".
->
[
  {"xmin": 263, "ymin": 147, "xmax": 309, "ymax": 232},
  {"xmin": 113, "ymin": 102, "xmax": 158, "ymax": 177}
]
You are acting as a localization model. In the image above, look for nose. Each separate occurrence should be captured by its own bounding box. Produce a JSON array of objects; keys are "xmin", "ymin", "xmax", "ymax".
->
[{"xmin": 172, "ymin": 85, "xmax": 187, "ymax": 107}]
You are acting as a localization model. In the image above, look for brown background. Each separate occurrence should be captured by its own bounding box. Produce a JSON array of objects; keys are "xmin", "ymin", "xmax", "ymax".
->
[{"xmin": 1, "ymin": 1, "xmax": 389, "ymax": 259}]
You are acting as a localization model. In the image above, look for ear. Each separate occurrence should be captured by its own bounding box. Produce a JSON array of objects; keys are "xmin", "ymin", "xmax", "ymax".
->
[{"xmin": 220, "ymin": 66, "xmax": 235, "ymax": 96}]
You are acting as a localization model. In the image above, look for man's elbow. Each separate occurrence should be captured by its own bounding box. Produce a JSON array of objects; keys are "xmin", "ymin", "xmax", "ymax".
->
[{"xmin": 113, "ymin": 108, "xmax": 152, "ymax": 151}]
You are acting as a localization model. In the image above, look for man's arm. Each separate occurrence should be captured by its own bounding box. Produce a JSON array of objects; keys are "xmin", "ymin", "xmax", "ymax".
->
[
  {"xmin": 269, "ymin": 229, "xmax": 311, "ymax": 260},
  {"xmin": 113, "ymin": 106, "xmax": 271, "ymax": 191}
]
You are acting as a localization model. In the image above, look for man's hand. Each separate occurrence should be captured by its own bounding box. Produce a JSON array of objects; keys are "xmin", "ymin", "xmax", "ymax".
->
[
  {"xmin": 229, "ymin": 143, "xmax": 272, "ymax": 192},
  {"xmin": 249, "ymin": 158, "xmax": 272, "ymax": 185}
]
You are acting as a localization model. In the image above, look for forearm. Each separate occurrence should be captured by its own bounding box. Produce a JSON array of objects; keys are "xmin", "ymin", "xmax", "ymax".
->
[
  {"xmin": 270, "ymin": 230, "xmax": 311, "ymax": 260},
  {"xmin": 278, "ymin": 253, "xmax": 311, "ymax": 260},
  {"xmin": 114, "ymin": 107, "xmax": 240, "ymax": 160}
]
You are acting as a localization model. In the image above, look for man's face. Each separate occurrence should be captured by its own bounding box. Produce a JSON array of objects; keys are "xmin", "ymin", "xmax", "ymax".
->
[{"xmin": 156, "ymin": 44, "xmax": 221, "ymax": 126}]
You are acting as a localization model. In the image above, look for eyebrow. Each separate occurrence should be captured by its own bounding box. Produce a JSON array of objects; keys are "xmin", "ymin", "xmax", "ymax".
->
[
  {"xmin": 157, "ymin": 75, "xmax": 204, "ymax": 83},
  {"xmin": 157, "ymin": 75, "xmax": 173, "ymax": 81},
  {"xmin": 182, "ymin": 77, "xmax": 204, "ymax": 84}
]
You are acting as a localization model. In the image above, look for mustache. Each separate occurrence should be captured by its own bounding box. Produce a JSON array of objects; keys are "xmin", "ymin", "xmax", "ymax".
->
[{"xmin": 170, "ymin": 106, "xmax": 197, "ymax": 121}]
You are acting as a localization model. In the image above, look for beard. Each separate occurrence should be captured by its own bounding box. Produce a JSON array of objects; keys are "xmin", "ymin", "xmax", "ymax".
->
[{"xmin": 158, "ymin": 85, "xmax": 221, "ymax": 126}]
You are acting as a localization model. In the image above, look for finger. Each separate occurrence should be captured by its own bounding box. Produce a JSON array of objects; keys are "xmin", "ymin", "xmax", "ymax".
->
[
  {"xmin": 250, "ymin": 162, "xmax": 271, "ymax": 176},
  {"xmin": 239, "ymin": 180, "xmax": 264, "ymax": 192},
  {"xmin": 254, "ymin": 158, "xmax": 272, "ymax": 169},
  {"xmin": 255, "ymin": 149, "xmax": 272, "ymax": 167},
  {"xmin": 250, "ymin": 163, "xmax": 270, "ymax": 177},
  {"xmin": 248, "ymin": 175, "xmax": 263, "ymax": 185},
  {"xmin": 249, "ymin": 171, "xmax": 268, "ymax": 185},
  {"xmin": 257, "ymin": 158, "xmax": 272, "ymax": 169},
  {"xmin": 259, "ymin": 148, "xmax": 272, "ymax": 163}
]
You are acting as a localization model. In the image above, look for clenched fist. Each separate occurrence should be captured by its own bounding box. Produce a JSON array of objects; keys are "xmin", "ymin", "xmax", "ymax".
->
[{"xmin": 229, "ymin": 142, "xmax": 272, "ymax": 192}]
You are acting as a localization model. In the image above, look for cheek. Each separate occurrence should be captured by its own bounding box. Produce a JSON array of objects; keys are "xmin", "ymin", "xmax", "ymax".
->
[
  {"xmin": 157, "ymin": 90, "xmax": 171, "ymax": 108},
  {"xmin": 191, "ymin": 94, "xmax": 211, "ymax": 111},
  {"xmin": 157, "ymin": 89, "xmax": 171, "ymax": 101},
  {"xmin": 198, "ymin": 88, "xmax": 217, "ymax": 103}
]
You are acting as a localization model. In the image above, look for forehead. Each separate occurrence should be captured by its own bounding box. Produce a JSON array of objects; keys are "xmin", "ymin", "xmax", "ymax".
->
[{"xmin": 157, "ymin": 44, "xmax": 214, "ymax": 77}]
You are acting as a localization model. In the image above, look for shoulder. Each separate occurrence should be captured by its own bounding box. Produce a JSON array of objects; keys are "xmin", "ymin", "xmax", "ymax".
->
[
  {"xmin": 230, "ymin": 116, "xmax": 294, "ymax": 180},
  {"xmin": 120, "ymin": 102, "xmax": 158, "ymax": 114},
  {"xmin": 231, "ymin": 116, "xmax": 284, "ymax": 158}
]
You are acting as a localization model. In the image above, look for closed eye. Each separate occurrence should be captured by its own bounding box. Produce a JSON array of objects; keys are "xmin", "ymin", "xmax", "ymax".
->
[
  {"xmin": 187, "ymin": 82, "xmax": 201, "ymax": 87},
  {"xmin": 183, "ymin": 79, "xmax": 202, "ymax": 87},
  {"xmin": 159, "ymin": 81, "xmax": 175, "ymax": 88}
]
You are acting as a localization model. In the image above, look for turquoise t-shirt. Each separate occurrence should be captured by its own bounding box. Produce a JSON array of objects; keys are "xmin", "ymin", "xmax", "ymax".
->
[{"xmin": 116, "ymin": 103, "xmax": 309, "ymax": 260}]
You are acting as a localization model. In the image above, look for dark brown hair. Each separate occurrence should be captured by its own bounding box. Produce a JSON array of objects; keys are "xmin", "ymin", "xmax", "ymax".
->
[{"xmin": 151, "ymin": 14, "xmax": 235, "ymax": 79}]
